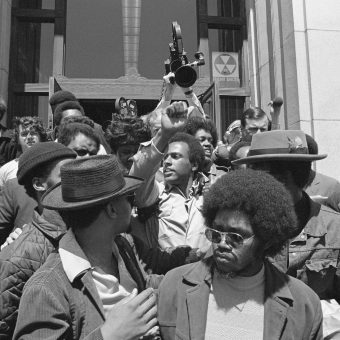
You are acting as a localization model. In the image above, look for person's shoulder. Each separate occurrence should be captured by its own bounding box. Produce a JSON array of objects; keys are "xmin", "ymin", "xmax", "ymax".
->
[
  {"xmin": 267, "ymin": 262, "xmax": 320, "ymax": 306},
  {"xmin": 160, "ymin": 261, "xmax": 207, "ymax": 288},
  {"xmin": 315, "ymin": 171, "xmax": 340, "ymax": 187},
  {"xmin": 24, "ymin": 251, "xmax": 64, "ymax": 289},
  {"xmin": 0, "ymin": 221, "xmax": 53, "ymax": 264},
  {"xmin": 0, "ymin": 159, "xmax": 16, "ymax": 172},
  {"xmin": 286, "ymin": 274, "xmax": 321, "ymax": 306}
]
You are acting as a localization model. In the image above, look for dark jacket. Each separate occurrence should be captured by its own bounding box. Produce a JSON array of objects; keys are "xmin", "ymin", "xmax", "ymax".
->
[
  {"xmin": 272, "ymin": 195, "xmax": 340, "ymax": 302},
  {"xmin": 0, "ymin": 209, "xmax": 65, "ymax": 339},
  {"xmin": 305, "ymin": 170, "xmax": 340, "ymax": 212},
  {"xmin": 0, "ymin": 178, "xmax": 37, "ymax": 245},
  {"xmin": 13, "ymin": 229, "xmax": 162, "ymax": 340},
  {"xmin": 158, "ymin": 259, "xmax": 323, "ymax": 340}
]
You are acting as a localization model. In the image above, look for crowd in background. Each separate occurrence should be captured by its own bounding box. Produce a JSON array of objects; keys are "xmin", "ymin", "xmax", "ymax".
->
[{"xmin": 0, "ymin": 72, "xmax": 339, "ymax": 339}]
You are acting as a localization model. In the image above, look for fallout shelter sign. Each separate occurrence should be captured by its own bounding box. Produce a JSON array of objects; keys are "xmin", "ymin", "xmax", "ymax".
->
[{"xmin": 212, "ymin": 52, "xmax": 239, "ymax": 80}]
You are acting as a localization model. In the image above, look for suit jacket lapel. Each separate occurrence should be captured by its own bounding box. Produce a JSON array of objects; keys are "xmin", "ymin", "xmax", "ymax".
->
[
  {"xmin": 263, "ymin": 261, "xmax": 293, "ymax": 339},
  {"xmin": 182, "ymin": 259, "xmax": 212, "ymax": 340},
  {"xmin": 186, "ymin": 283, "xmax": 209, "ymax": 340},
  {"xmin": 81, "ymin": 271, "xmax": 105, "ymax": 320}
]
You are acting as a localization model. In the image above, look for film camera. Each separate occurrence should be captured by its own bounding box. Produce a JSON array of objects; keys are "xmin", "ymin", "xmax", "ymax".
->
[{"xmin": 164, "ymin": 21, "xmax": 205, "ymax": 88}]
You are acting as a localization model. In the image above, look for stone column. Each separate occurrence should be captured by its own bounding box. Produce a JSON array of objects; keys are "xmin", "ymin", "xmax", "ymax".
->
[
  {"xmin": 0, "ymin": 0, "xmax": 12, "ymax": 124},
  {"xmin": 122, "ymin": 0, "xmax": 141, "ymax": 77}
]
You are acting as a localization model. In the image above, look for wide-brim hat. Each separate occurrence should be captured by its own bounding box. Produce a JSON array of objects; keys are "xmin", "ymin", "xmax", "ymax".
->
[
  {"xmin": 232, "ymin": 130, "xmax": 327, "ymax": 165},
  {"xmin": 42, "ymin": 155, "xmax": 143, "ymax": 211}
]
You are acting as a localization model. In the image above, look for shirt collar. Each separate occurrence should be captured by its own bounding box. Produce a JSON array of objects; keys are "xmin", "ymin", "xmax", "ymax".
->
[
  {"xmin": 59, "ymin": 229, "xmax": 92, "ymax": 282},
  {"xmin": 59, "ymin": 229, "xmax": 123, "ymax": 283}
]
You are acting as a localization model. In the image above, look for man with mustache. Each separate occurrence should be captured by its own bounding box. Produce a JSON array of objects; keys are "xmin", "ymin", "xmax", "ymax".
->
[{"xmin": 158, "ymin": 170, "xmax": 322, "ymax": 339}]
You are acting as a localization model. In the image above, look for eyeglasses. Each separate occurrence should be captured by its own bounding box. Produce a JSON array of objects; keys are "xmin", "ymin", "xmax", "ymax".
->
[{"xmin": 205, "ymin": 227, "xmax": 254, "ymax": 247}]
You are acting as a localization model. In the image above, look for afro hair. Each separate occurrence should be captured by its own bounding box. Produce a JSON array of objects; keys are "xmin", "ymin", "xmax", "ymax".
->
[
  {"xmin": 202, "ymin": 169, "xmax": 297, "ymax": 257},
  {"xmin": 184, "ymin": 117, "xmax": 218, "ymax": 148}
]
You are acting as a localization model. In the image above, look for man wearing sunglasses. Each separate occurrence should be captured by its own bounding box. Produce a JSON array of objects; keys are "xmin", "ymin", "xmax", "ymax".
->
[{"xmin": 158, "ymin": 169, "xmax": 322, "ymax": 339}]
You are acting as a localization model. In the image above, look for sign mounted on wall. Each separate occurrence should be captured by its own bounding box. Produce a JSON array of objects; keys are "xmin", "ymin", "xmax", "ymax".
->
[{"xmin": 212, "ymin": 52, "xmax": 239, "ymax": 80}]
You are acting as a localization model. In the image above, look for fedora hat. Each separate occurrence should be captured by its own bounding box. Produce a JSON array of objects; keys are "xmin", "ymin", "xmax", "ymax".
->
[
  {"xmin": 42, "ymin": 155, "xmax": 143, "ymax": 211},
  {"xmin": 232, "ymin": 130, "xmax": 327, "ymax": 165}
]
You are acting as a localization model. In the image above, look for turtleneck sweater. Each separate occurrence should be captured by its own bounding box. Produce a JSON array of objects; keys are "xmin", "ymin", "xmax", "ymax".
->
[{"xmin": 205, "ymin": 265, "xmax": 265, "ymax": 339}]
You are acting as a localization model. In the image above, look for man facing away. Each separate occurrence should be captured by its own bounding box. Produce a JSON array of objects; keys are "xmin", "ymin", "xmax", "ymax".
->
[
  {"xmin": 13, "ymin": 155, "xmax": 160, "ymax": 340},
  {"xmin": 158, "ymin": 170, "xmax": 322, "ymax": 339}
]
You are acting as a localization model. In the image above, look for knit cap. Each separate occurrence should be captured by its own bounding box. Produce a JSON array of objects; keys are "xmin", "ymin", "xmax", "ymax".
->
[{"xmin": 17, "ymin": 142, "xmax": 77, "ymax": 185}]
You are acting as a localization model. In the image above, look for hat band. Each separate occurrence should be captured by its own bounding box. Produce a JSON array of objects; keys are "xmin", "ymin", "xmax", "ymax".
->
[
  {"xmin": 248, "ymin": 147, "xmax": 308, "ymax": 156},
  {"xmin": 62, "ymin": 177, "xmax": 125, "ymax": 202}
]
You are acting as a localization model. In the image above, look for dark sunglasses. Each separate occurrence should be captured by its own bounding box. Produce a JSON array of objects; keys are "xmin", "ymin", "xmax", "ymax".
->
[{"xmin": 205, "ymin": 227, "xmax": 254, "ymax": 247}]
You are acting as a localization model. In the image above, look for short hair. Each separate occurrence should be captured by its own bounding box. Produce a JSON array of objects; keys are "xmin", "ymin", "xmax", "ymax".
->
[
  {"xmin": 54, "ymin": 101, "xmax": 85, "ymax": 127},
  {"xmin": 49, "ymin": 91, "xmax": 77, "ymax": 113},
  {"xmin": 105, "ymin": 114, "xmax": 150, "ymax": 153},
  {"xmin": 12, "ymin": 116, "xmax": 47, "ymax": 144},
  {"xmin": 168, "ymin": 132, "xmax": 206, "ymax": 172},
  {"xmin": 229, "ymin": 141, "xmax": 251, "ymax": 163},
  {"xmin": 203, "ymin": 169, "xmax": 297, "ymax": 257},
  {"xmin": 184, "ymin": 117, "xmax": 218, "ymax": 148},
  {"xmin": 240, "ymin": 107, "xmax": 271, "ymax": 130},
  {"xmin": 58, "ymin": 122, "xmax": 100, "ymax": 151}
]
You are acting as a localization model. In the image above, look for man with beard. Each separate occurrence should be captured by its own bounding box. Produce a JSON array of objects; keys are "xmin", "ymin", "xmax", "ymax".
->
[{"xmin": 158, "ymin": 169, "xmax": 322, "ymax": 339}]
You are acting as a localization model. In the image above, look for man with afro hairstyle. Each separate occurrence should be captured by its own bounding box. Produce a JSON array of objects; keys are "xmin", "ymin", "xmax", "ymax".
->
[{"xmin": 158, "ymin": 169, "xmax": 322, "ymax": 340}]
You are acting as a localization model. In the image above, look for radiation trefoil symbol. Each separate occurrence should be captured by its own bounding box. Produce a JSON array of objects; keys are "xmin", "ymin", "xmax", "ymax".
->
[{"xmin": 214, "ymin": 53, "xmax": 237, "ymax": 76}]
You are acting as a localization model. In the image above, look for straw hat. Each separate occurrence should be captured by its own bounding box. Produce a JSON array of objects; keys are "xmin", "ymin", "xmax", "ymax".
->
[{"xmin": 42, "ymin": 155, "xmax": 143, "ymax": 211}]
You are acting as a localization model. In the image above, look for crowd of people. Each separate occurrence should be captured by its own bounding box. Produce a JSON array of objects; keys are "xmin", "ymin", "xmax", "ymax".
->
[{"xmin": 0, "ymin": 72, "xmax": 339, "ymax": 340}]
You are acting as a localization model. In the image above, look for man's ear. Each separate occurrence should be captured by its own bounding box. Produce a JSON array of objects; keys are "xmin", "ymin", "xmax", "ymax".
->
[
  {"xmin": 105, "ymin": 200, "xmax": 117, "ymax": 219},
  {"xmin": 32, "ymin": 177, "xmax": 47, "ymax": 192}
]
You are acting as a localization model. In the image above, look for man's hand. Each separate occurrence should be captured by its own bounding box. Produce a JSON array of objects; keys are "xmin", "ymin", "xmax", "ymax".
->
[
  {"xmin": 162, "ymin": 72, "xmax": 176, "ymax": 101},
  {"xmin": 161, "ymin": 101, "xmax": 188, "ymax": 139},
  {"xmin": 268, "ymin": 97, "xmax": 283, "ymax": 117},
  {"xmin": 100, "ymin": 288, "xmax": 158, "ymax": 340}
]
